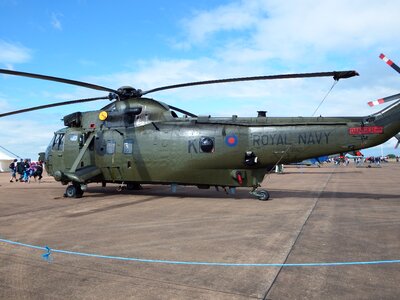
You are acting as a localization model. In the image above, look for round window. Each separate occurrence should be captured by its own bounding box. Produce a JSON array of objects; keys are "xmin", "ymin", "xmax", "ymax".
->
[{"xmin": 200, "ymin": 137, "xmax": 214, "ymax": 153}]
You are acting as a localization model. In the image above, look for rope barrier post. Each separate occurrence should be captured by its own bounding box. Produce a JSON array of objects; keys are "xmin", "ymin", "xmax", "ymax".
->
[{"xmin": 42, "ymin": 246, "xmax": 52, "ymax": 262}]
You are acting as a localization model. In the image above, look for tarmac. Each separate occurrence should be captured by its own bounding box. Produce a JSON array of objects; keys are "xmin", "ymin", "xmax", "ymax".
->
[{"xmin": 0, "ymin": 162, "xmax": 400, "ymax": 299}]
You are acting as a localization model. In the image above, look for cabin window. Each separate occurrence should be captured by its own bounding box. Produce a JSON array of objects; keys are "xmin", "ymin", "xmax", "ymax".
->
[
  {"xmin": 123, "ymin": 139, "xmax": 133, "ymax": 154},
  {"xmin": 106, "ymin": 140, "xmax": 116, "ymax": 154},
  {"xmin": 52, "ymin": 133, "xmax": 65, "ymax": 151},
  {"xmin": 69, "ymin": 134, "xmax": 78, "ymax": 142}
]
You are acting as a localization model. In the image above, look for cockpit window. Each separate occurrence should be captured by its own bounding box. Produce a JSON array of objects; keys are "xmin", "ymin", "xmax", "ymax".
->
[
  {"xmin": 52, "ymin": 133, "xmax": 65, "ymax": 151},
  {"xmin": 69, "ymin": 134, "xmax": 78, "ymax": 142}
]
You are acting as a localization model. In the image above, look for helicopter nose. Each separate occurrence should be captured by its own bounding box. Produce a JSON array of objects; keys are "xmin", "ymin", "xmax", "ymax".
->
[{"xmin": 53, "ymin": 170, "xmax": 64, "ymax": 181}]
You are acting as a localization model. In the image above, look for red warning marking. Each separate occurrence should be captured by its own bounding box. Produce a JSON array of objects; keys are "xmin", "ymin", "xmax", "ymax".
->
[
  {"xmin": 348, "ymin": 126, "xmax": 384, "ymax": 135},
  {"xmin": 380, "ymin": 53, "xmax": 391, "ymax": 64},
  {"xmin": 368, "ymin": 99, "xmax": 385, "ymax": 106}
]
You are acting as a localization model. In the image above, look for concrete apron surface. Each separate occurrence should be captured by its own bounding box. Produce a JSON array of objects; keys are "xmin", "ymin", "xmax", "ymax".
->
[{"xmin": 0, "ymin": 163, "xmax": 400, "ymax": 299}]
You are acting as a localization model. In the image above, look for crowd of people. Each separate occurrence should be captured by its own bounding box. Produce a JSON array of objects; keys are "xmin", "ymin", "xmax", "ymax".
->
[{"xmin": 9, "ymin": 159, "xmax": 43, "ymax": 183}]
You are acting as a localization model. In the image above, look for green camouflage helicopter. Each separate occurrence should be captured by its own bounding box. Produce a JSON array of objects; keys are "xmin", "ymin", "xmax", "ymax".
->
[{"xmin": 1, "ymin": 65, "xmax": 399, "ymax": 200}]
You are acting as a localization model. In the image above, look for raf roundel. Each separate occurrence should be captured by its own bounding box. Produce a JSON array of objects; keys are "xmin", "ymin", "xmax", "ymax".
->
[{"xmin": 225, "ymin": 134, "xmax": 238, "ymax": 147}]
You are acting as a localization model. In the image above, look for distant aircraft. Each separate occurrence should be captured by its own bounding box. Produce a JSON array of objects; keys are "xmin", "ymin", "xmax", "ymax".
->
[
  {"xmin": 292, "ymin": 155, "xmax": 329, "ymax": 167},
  {"xmin": 345, "ymin": 150, "xmax": 364, "ymax": 160}
]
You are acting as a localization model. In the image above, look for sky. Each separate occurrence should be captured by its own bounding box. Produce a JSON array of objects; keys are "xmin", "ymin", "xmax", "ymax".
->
[{"xmin": 1, "ymin": 0, "xmax": 400, "ymax": 159}]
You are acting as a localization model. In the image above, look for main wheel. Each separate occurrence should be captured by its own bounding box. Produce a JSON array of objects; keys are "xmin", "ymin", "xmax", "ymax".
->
[
  {"xmin": 65, "ymin": 184, "xmax": 84, "ymax": 198},
  {"xmin": 65, "ymin": 185, "xmax": 77, "ymax": 198},
  {"xmin": 257, "ymin": 190, "xmax": 270, "ymax": 201},
  {"xmin": 126, "ymin": 182, "xmax": 143, "ymax": 190}
]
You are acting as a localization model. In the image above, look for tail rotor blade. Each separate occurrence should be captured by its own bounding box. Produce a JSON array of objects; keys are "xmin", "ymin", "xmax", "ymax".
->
[
  {"xmin": 380, "ymin": 53, "xmax": 400, "ymax": 74},
  {"xmin": 368, "ymin": 92, "xmax": 400, "ymax": 107}
]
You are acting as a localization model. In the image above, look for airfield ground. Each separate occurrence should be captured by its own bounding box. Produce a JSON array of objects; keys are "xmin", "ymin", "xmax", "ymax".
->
[{"xmin": 0, "ymin": 162, "xmax": 400, "ymax": 299}]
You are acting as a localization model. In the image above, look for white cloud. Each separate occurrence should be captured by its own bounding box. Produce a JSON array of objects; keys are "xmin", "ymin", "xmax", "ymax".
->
[
  {"xmin": 0, "ymin": 40, "xmax": 31, "ymax": 65},
  {"xmin": 51, "ymin": 12, "xmax": 63, "ymax": 30},
  {"xmin": 179, "ymin": 0, "xmax": 400, "ymax": 65},
  {"xmin": 179, "ymin": 0, "xmax": 266, "ymax": 47},
  {"xmin": 0, "ymin": 118, "xmax": 60, "ymax": 159}
]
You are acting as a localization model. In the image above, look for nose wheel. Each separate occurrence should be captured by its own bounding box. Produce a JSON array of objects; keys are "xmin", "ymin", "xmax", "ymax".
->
[
  {"xmin": 250, "ymin": 187, "xmax": 270, "ymax": 201},
  {"xmin": 64, "ymin": 182, "xmax": 84, "ymax": 198}
]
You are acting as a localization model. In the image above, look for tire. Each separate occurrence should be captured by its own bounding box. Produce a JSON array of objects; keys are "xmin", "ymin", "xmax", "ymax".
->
[
  {"xmin": 65, "ymin": 185, "xmax": 77, "ymax": 198},
  {"xmin": 126, "ymin": 182, "xmax": 142, "ymax": 190},
  {"xmin": 257, "ymin": 190, "xmax": 270, "ymax": 201},
  {"xmin": 65, "ymin": 184, "xmax": 84, "ymax": 198}
]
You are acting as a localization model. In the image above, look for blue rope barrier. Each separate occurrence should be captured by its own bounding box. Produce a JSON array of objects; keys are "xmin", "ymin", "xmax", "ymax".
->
[{"xmin": 1, "ymin": 237, "xmax": 400, "ymax": 267}]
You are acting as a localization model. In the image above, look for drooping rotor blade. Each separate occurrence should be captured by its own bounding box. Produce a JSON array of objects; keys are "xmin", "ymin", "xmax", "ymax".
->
[
  {"xmin": 0, "ymin": 96, "xmax": 109, "ymax": 118},
  {"xmin": 0, "ymin": 69, "xmax": 118, "ymax": 93},
  {"xmin": 140, "ymin": 71, "xmax": 359, "ymax": 96},
  {"xmin": 368, "ymin": 92, "xmax": 400, "ymax": 107},
  {"xmin": 168, "ymin": 105, "xmax": 197, "ymax": 118},
  {"xmin": 395, "ymin": 133, "xmax": 400, "ymax": 149},
  {"xmin": 380, "ymin": 53, "xmax": 400, "ymax": 74}
]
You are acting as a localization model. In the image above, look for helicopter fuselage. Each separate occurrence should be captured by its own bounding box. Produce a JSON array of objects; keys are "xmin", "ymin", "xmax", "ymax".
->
[{"xmin": 42, "ymin": 97, "xmax": 400, "ymax": 192}]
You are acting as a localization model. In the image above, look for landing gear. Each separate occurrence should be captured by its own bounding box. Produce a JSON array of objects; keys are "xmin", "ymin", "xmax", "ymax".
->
[
  {"xmin": 250, "ymin": 187, "xmax": 270, "ymax": 201},
  {"xmin": 64, "ymin": 182, "xmax": 84, "ymax": 198},
  {"xmin": 126, "ymin": 182, "xmax": 143, "ymax": 190}
]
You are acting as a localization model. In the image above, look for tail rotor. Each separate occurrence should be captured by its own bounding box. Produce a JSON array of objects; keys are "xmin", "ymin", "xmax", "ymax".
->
[
  {"xmin": 367, "ymin": 54, "xmax": 400, "ymax": 107},
  {"xmin": 367, "ymin": 54, "xmax": 400, "ymax": 149}
]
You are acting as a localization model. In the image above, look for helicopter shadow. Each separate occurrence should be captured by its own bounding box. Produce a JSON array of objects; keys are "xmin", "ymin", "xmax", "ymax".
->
[
  {"xmin": 279, "ymin": 170, "xmax": 363, "ymax": 175},
  {"xmin": 64, "ymin": 195, "xmax": 164, "ymax": 218},
  {"xmin": 64, "ymin": 187, "xmax": 253, "ymax": 218},
  {"xmin": 83, "ymin": 185, "xmax": 255, "ymax": 200},
  {"xmin": 269, "ymin": 189, "xmax": 399, "ymax": 200}
]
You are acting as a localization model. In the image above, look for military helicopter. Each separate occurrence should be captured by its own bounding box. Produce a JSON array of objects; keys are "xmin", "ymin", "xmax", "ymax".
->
[{"xmin": 1, "ymin": 62, "xmax": 400, "ymax": 201}]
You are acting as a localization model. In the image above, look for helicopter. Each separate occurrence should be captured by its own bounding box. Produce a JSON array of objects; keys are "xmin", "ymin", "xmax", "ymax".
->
[{"xmin": 1, "ymin": 62, "xmax": 400, "ymax": 201}]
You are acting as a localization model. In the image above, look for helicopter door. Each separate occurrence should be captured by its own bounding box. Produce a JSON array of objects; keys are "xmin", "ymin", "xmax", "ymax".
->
[
  {"xmin": 63, "ymin": 132, "xmax": 87, "ymax": 171},
  {"xmin": 94, "ymin": 130, "xmax": 124, "ymax": 181},
  {"xmin": 46, "ymin": 131, "xmax": 66, "ymax": 173}
]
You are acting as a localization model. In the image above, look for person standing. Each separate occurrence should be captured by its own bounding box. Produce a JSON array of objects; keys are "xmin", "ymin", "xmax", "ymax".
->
[
  {"xmin": 9, "ymin": 159, "xmax": 17, "ymax": 182},
  {"xmin": 16, "ymin": 159, "xmax": 24, "ymax": 182}
]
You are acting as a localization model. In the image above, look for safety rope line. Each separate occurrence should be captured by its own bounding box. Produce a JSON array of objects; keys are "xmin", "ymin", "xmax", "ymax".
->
[
  {"xmin": 0, "ymin": 145, "xmax": 22, "ymax": 159},
  {"xmin": 264, "ymin": 144, "xmax": 293, "ymax": 182},
  {"xmin": 1, "ymin": 237, "xmax": 400, "ymax": 267},
  {"xmin": 311, "ymin": 80, "xmax": 338, "ymax": 117}
]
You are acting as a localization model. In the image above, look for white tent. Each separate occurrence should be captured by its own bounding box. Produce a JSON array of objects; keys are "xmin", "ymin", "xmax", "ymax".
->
[{"xmin": 0, "ymin": 150, "xmax": 14, "ymax": 173}]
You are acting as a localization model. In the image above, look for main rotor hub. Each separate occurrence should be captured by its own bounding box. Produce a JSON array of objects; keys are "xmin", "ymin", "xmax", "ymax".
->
[{"xmin": 116, "ymin": 86, "xmax": 143, "ymax": 99}]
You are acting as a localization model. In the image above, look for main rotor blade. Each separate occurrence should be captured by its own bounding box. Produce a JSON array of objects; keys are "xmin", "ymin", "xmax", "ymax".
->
[
  {"xmin": 168, "ymin": 105, "xmax": 197, "ymax": 118},
  {"xmin": 0, "ymin": 69, "xmax": 117, "ymax": 93},
  {"xmin": 0, "ymin": 96, "xmax": 109, "ymax": 118},
  {"xmin": 141, "ymin": 71, "xmax": 359, "ymax": 96},
  {"xmin": 368, "ymin": 92, "xmax": 400, "ymax": 107}
]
